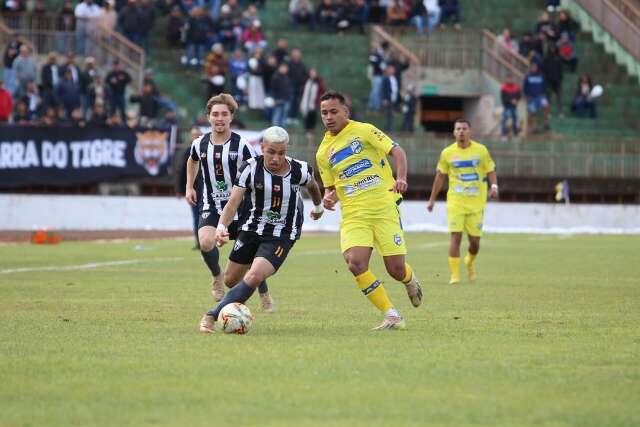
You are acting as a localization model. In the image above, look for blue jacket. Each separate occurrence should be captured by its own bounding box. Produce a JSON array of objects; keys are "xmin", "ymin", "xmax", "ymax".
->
[{"xmin": 523, "ymin": 72, "xmax": 545, "ymax": 98}]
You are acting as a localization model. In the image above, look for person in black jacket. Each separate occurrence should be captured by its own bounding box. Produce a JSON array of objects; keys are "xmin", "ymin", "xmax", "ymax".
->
[
  {"xmin": 285, "ymin": 48, "xmax": 307, "ymax": 121},
  {"xmin": 129, "ymin": 81, "xmax": 163, "ymax": 126},
  {"xmin": 543, "ymin": 44, "xmax": 564, "ymax": 117},
  {"xmin": 105, "ymin": 59, "xmax": 132, "ymax": 121},
  {"xmin": 176, "ymin": 126, "xmax": 203, "ymax": 249},
  {"xmin": 40, "ymin": 52, "xmax": 59, "ymax": 110},
  {"xmin": 270, "ymin": 63, "xmax": 292, "ymax": 127}
]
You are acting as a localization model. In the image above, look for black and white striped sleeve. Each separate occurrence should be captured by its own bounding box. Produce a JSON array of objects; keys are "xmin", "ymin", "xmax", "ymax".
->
[
  {"xmin": 235, "ymin": 160, "xmax": 253, "ymax": 188},
  {"xmin": 241, "ymin": 141, "xmax": 257, "ymax": 161},
  {"xmin": 189, "ymin": 136, "xmax": 202, "ymax": 161},
  {"xmin": 301, "ymin": 162, "xmax": 314, "ymax": 186}
]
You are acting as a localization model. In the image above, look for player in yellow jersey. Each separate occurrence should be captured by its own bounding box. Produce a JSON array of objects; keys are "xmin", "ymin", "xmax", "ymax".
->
[
  {"xmin": 427, "ymin": 119, "xmax": 498, "ymax": 284},
  {"xmin": 316, "ymin": 90, "xmax": 423, "ymax": 331}
]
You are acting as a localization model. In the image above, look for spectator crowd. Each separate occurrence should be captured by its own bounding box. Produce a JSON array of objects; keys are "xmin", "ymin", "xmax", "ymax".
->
[{"xmin": 496, "ymin": 6, "xmax": 599, "ymax": 139}]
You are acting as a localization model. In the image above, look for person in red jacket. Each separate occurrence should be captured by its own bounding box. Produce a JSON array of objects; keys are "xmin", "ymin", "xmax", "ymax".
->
[
  {"xmin": 0, "ymin": 80, "xmax": 13, "ymax": 123},
  {"xmin": 500, "ymin": 75, "xmax": 521, "ymax": 140}
]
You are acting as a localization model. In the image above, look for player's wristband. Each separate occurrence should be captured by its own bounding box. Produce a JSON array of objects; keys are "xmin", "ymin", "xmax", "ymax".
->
[
  {"xmin": 216, "ymin": 223, "xmax": 228, "ymax": 234},
  {"xmin": 312, "ymin": 204, "xmax": 324, "ymax": 214},
  {"xmin": 491, "ymin": 184, "xmax": 499, "ymax": 190}
]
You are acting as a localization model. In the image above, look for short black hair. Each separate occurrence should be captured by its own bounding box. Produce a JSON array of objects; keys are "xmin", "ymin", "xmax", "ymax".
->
[
  {"xmin": 319, "ymin": 90, "xmax": 346, "ymax": 105},
  {"xmin": 454, "ymin": 118, "xmax": 471, "ymax": 127}
]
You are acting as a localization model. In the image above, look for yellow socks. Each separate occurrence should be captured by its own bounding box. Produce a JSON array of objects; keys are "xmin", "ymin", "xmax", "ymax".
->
[
  {"xmin": 464, "ymin": 253, "xmax": 476, "ymax": 266},
  {"xmin": 448, "ymin": 257, "xmax": 460, "ymax": 284},
  {"xmin": 355, "ymin": 270, "xmax": 393, "ymax": 312},
  {"xmin": 401, "ymin": 263, "xmax": 413, "ymax": 284},
  {"xmin": 464, "ymin": 253, "xmax": 477, "ymax": 281}
]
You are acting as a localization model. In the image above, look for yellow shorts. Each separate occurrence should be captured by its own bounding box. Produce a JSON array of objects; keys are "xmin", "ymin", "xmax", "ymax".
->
[
  {"xmin": 340, "ymin": 207, "xmax": 407, "ymax": 256},
  {"xmin": 448, "ymin": 207, "xmax": 484, "ymax": 237}
]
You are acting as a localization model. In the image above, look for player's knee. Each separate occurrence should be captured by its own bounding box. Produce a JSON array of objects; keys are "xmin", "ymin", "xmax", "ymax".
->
[
  {"xmin": 386, "ymin": 263, "xmax": 406, "ymax": 281},
  {"xmin": 243, "ymin": 270, "xmax": 263, "ymax": 288},
  {"xmin": 345, "ymin": 259, "xmax": 368, "ymax": 276},
  {"xmin": 223, "ymin": 270, "xmax": 239, "ymax": 288},
  {"xmin": 199, "ymin": 235, "xmax": 216, "ymax": 252}
]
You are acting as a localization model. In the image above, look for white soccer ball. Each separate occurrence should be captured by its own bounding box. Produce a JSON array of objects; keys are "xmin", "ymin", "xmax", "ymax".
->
[{"xmin": 219, "ymin": 302, "xmax": 253, "ymax": 334}]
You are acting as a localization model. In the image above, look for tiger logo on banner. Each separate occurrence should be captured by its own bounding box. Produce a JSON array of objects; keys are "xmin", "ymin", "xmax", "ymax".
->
[{"xmin": 134, "ymin": 130, "xmax": 169, "ymax": 176}]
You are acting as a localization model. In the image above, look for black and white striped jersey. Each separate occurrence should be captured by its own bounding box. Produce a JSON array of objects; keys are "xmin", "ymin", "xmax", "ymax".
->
[
  {"xmin": 235, "ymin": 156, "xmax": 314, "ymax": 240},
  {"xmin": 190, "ymin": 132, "xmax": 257, "ymax": 215}
]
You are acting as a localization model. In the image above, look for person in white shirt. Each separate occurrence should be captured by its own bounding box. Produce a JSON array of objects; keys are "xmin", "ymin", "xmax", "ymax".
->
[
  {"xmin": 424, "ymin": 0, "xmax": 440, "ymax": 33},
  {"xmin": 74, "ymin": 0, "xmax": 102, "ymax": 55}
]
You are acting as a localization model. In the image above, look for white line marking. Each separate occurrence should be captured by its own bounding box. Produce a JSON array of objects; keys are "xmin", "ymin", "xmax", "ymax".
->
[{"xmin": 0, "ymin": 257, "xmax": 184, "ymax": 274}]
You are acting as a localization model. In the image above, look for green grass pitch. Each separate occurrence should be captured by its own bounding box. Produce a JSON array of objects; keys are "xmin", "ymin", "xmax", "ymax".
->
[{"xmin": 1, "ymin": 232, "xmax": 638, "ymax": 427}]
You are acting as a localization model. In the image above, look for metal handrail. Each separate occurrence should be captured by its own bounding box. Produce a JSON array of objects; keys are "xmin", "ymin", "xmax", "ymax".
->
[
  {"xmin": 575, "ymin": 0, "xmax": 640, "ymax": 61},
  {"xmin": 609, "ymin": 0, "xmax": 640, "ymax": 29},
  {"xmin": 0, "ymin": 12, "xmax": 145, "ymax": 91},
  {"xmin": 370, "ymin": 25, "xmax": 420, "ymax": 65},
  {"xmin": 0, "ymin": 16, "xmax": 35, "ymax": 54}
]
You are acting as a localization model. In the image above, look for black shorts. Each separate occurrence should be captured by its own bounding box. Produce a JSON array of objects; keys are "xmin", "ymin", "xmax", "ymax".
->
[
  {"xmin": 198, "ymin": 210, "xmax": 240, "ymax": 241},
  {"xmin": 229, "ymin": 231, "xmax": 295, "ymax": 272}
]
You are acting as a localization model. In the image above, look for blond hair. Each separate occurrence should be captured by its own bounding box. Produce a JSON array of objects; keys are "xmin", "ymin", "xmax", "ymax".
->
[{"xmin": 206, "ymin": 93, "xmax": 238, "ymax": 115}]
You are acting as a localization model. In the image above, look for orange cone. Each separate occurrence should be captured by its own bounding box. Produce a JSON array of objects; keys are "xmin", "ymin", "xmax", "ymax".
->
[{"xmin": 31, "ymin": 229, "xmax": 47, "ymax": 244}]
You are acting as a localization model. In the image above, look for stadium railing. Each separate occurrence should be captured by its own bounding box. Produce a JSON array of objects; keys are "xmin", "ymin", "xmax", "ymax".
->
[
  {"xmin": 575, "ymin": 0, "xmax": 640, "ymax": 62},
  {"xmin": 0, "ymin": 17, "xmax": 35, "ymax": 55},
  {"xmin": 384, "ymin": 27, "xmax": 529, "ymax": 83},
  {"xmin": 0, "ymin": 12, "xmax": 145, "ymax": 91},
  {"xmin": 285, "ymin": 131, "xmax": 640, "ymax": 179}
]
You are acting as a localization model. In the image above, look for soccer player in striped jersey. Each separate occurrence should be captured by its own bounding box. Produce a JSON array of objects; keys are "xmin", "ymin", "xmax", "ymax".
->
[
  {"xmin": 427, "ymin": 119, "xmax": 498, "ymax": 284},
  {"xmin": 185, "ymin": 93, "xmax": 274, "ymax": 311},
  {"xmin": 199, "ymin": 126, "xmax": 324, "ymax": 333}
]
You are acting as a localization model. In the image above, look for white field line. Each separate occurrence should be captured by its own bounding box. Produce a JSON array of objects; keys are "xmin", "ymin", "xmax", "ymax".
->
[{"xmin": 0, "ymin": 257, "xmax": 183, "ymax": 274}]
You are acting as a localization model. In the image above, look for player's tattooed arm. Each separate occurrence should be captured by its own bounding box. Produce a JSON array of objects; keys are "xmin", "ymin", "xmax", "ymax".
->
[{"xmin": 306, "ymin": 176, "xmax": 324, "ymax": 220}]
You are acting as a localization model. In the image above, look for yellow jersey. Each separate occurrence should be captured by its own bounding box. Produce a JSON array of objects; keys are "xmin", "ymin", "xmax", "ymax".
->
[
  {"xmin": 316, "ymin": 120, "xmax": 401, "ymax": 218},
  {"xmin": 436, "ymin": 140, "xmax": 495, "ymax": 212}
]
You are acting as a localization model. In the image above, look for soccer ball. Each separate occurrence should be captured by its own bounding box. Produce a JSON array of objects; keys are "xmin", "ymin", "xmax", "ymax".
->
[{"xmin": 219, "ymin": 303, "xmax": 253, "ymax": 335}]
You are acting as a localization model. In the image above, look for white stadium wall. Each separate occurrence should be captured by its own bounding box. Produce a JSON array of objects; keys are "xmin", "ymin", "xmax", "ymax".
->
[{"xmin": 1, "ymin": 195, "xmax": 639, "ymax": 234}]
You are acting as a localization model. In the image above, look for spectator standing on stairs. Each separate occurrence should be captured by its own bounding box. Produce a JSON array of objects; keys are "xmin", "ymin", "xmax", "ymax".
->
[
  {"xmin": 118, "ymin": 0, "xmax": 141, "ymax": 46},
  {"xmin": 557, "ymin": 32, "xmax": 578, "ymax": 73},
  {"xmin": 367, "ymin": 40, "xmax": 389, "ymax": 112},
  {"xmin": 3, "ymin": 33, "xmax": 21, "ymax": 95},
  {"xmin": 286, "ymin": 48, "xmax": 308, "ymax": 124},
  {"xmin": 138, "ymin": 0, "xmax": 156, "ymax": 54},
  {"xmin": 106, "ymin": 59, "xmax": 132, "ymax": 122},
  {"xmin": 271, "ymin": 63, "xmax": 293, "ymax": 128},
  {"xmin": 523, "ymin": 62, "xmax": 550, "ymax": 134},
  {"xmin": 543, "ymin": 44, "xmax": 564, "ymax": 118},
  {"xmin": 381, "ymin": 64, "xmax": 398, "ymax": 133},
  {"xmin": 401, "ymin": 84, "xmax": 417, "ymax": 133},
  {"xmin": 166, "ymin": 6, "xmax": 185, "ymax": 48},
  {"xmin": 74, "ymin": 0, "xmax": 102, "ymax": 56},
  {"xmin": 500, "ymin": 75, "xmax": 521, "ymax": 141}
]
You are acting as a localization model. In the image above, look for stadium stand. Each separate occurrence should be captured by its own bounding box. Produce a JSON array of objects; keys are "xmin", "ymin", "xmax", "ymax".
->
[{"xmin": 1, "ymin": 0, "xmax": 639, "ymax": 203}]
